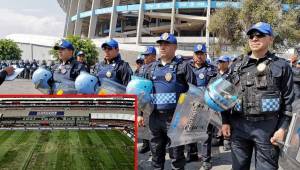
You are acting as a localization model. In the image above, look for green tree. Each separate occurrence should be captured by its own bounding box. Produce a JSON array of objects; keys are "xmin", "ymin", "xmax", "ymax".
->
[
  {"xmin": 0, "ymin": 39, "xmax": 22, "ymax": 60},
  {"xmin": 49, "ymin": 35, "xmax": 99, "ymax": 66},
  {"xmin": 209, "ymin": 0, "xmax": 300, "ymax": 54}
]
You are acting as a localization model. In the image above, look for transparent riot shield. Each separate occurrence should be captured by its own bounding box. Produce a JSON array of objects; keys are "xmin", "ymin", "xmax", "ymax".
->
[
  {"xmin": 279, "ymin": 111, "xmax": 300, "ymax": 169},
  {"xmin": 52, "ymin": 82, "xmax": 78, "ymax": 95},
  {"xmin": 209, "ymin": 111, "xmax": 222, "ymax": 129},
  {"xmin": 126, "ymin": 76, "xmax": 153, "ymax": 140},
  {"xmin": 98, "ymin": 78, "xmax": 126, "ymax": 94},
  {"xmin": 167, "ymin": 84, "xmax": 211, "ymax": 148}
]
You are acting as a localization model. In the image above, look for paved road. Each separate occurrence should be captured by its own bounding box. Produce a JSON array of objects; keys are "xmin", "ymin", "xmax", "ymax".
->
[{"xmin": 0, "ymin": 79, "xmax": 42, "ymax": 94}]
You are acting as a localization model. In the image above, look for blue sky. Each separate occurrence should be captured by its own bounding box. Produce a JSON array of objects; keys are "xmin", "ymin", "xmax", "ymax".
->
[{"xmin": 0, "ymin": 0, "xmax": 66, "ymax": 38}]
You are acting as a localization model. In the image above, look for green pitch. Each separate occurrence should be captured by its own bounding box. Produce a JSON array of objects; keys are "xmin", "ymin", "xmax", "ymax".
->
[{"xmin": 0, "ymin": 130, "xmax": 134, "ymax": 170}]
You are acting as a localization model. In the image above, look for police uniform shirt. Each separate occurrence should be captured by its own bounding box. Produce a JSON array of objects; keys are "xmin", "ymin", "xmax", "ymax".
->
[
  {"xmin": 221, "ymin": 52, "xmax": 294, "ymax": 129},
  {"xmin": 98, "ymin": 55, "xmax": 133, "ymax": 86},
  {"xmin": 55, "ymin": 57, "xmax": 87, "ymax": 81},
  {"xmin": 0, "ymin": 70, "xmax": 8, "ymax": 85},
  {"xmin": 144, "ymin": 57, "xmax": 197, "ymax": 92},
  {"xmin": 189, "ymin": 60, "xmax": 217, "ymax": 87}
]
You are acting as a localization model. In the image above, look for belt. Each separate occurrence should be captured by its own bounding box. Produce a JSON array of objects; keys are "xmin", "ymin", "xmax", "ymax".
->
[
  {"xmin": 154, "ymin": 109, "xmax": 174, "ymax": 115},
  {"xmin": 243, "ymin": 114, "xmax": 278, "ymax": 121}
]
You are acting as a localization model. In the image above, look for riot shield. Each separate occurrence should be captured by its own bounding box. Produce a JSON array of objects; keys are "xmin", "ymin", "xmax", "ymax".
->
[
  {"xmin": 167, "ymin": 84, "xmax": 211, "ymax": 148},
  {"xmin": 126, "ymin": 76, "xmax": 153, "ymax": 140},
  {"xmin": 279, "ymin": 111, "xmax": 300, "ymax": 169},
  {"xmin": 52, "ymin": 82, "xmax": 77, "ymax": 95},
  {"xmin": 209, "ymin": 111, "xmax": 222, "ymax": 129},
  {"xmin": 98, "ymin": 78, "xmax": 126, "ymax": 94}
]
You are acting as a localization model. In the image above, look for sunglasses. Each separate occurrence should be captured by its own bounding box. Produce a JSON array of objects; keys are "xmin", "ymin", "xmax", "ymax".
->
[
  {"xmin": 248, "ymin": 32, "xmax": 267, "ymax": 39},
  {"xmin": 102, "ymin": 47, "xmax": 113, "ymax": 51}
]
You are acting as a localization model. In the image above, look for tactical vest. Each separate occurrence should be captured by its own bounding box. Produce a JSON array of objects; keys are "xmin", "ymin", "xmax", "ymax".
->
[
  {"xmin": 231, "ymin": 56, "xmax": 282, "ymax": 115},
  {"xmin": 52, "ymin": 62, "xmax": 77, "ymax": 94},
  {"xmin": 192, "ymin": 63, "xmax": 216, "ymax": 87},
  {"xmin": 97, "ymin": 57, "xmax": 123, "ymax": 84},
  {"xmin": 150, "ymin": 59, "xmax": 187, "ymax": 111}
]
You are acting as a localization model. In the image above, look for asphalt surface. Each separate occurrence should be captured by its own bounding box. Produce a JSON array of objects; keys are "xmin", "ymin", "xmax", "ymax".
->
[{"xmin": 0, "ymin": 79, "xmax": 41, "ymax": 94}]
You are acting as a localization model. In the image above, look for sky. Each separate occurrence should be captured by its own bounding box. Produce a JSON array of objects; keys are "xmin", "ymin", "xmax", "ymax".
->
[{"xmin": 0, "ymin": 0, "xmax": 66, "ymax": 38}]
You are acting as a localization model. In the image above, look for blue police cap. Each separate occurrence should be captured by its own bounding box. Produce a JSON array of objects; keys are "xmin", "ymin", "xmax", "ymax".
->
[
  {"xmin": 101, "ymin": 39, "xmax": 119, "ymax": 48},
  {"xmin": 76, "ymin": 51, "xmax": 85, "ymax": 56},
  {"xmin": 217, "ymin": 56, "xmax": 231, "ymax": 63},
  {"xmin": 194, "ymin": 44, "xmax": 207, "ymax": 53},
  {"xmin": 142, "ymin": 46, "xmax": 156, "ymax": 55},
  {"xmin": 54, "ymin": 40, "xmax": 74, "ymax": 50},
  {"xmin": 156, "ymin": 33, "xmax": 177, "ymax": 44},
  {"xmin": 246, "ymin": 22, "xmax": 273, "ymax": 36}
]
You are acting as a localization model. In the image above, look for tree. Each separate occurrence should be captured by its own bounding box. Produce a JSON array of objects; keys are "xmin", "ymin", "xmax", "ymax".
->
[
  {"xmin": 209, "ymin": 0, "xmax": 300, "ymax": 54},
  {"xmin": 0, "ymin": 39, "xmax": 22, "ymax": 60},
  {"xmin": 49, "ymin": 35, "xmax": 99, "ymax": 66}
]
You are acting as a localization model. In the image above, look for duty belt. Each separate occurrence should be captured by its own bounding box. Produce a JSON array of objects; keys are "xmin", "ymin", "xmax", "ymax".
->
[
  {"xmin": 243, "ymin": 114, "xmax": 278, "ymax": 122},
  {"xmin": 154, "ymin": 109, "xmax": 175, "ymax": 115}
]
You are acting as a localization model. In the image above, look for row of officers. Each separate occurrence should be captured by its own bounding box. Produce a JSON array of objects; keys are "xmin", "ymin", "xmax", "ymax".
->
[{"xmin": 0, "ymin": 22, "xmax": 298, "ymax": 170}]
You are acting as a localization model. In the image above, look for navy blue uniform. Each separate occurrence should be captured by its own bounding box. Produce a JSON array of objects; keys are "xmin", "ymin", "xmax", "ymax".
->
[
  {"xmin": 221, "ymin": 52, "xmax": 294, "ymax": 170},
  {"xmin": 144, "ymin": 57, "xmax": 196, "ymax": 169},
  {"xmin": 96, "ymin": 55, "xmax": 132, "ymax": 86},
  {"xmin": 50, "ymin": 57, "xmax": 87, "ymax": 94},
  {"xmin": 0, "ymin": 70, "xmax": 8, "ymax": 85},
  {"xmin": 187, "ymin": 61, "xmax": 217, "ymax": 163}
]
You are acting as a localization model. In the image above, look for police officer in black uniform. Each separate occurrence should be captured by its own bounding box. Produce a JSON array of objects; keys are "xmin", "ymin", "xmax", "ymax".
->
[
  {"xmin": 96, "ymin": 39, "xmax": 132, "ymax": 86},
  {"xmin": 186, "ymin": 44, "xmax": 217, "ymax": 169},
  {"xmin": 138, "ymin": 33, "xmax": 196, "ymax": 169},
  {"xmin": 221, "ymin": 22, "xmax": 294, "ymax": 170},
  {"xmin": 137, "ymin": 46, "xmax": 157, "ymax": 154},
  {"xmin": 76, "ymin": 51, "xmax": 90, "ymax": 73},
  {"xmin": 51, "ymin": 39, "xmax": 87, "ymax": 94}
]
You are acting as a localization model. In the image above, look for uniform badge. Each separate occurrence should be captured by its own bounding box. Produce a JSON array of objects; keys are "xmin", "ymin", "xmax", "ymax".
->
[
  {"xmin": 197, "ymin": 44, "xmax": 203, "ymax": 51},
  {"xmin": 199, "ymin": 73, "xmax": 205, "ymax": 79},
  {"xmin": 165, "ymin": 72, "xmax": 172, "ymax": 82},
  {"xmin": 257, "ymin": 62, "xmax": 266, "ymax": 73},
  {"xmin": 162, "ymin": 33, "xmax": 169, "ymax": 40},
  {"xmin": 61, "ymin": 69, "xmax": 67, "ymax": 74},
  {"xmin": 106, "ymin": 71, "xmax": 112, "ymax": 78}
]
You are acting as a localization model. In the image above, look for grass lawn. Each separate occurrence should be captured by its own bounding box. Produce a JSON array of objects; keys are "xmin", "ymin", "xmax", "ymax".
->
[{"xmin": 0, "ymin": 130, "xmax": 134, "ymax": 170}]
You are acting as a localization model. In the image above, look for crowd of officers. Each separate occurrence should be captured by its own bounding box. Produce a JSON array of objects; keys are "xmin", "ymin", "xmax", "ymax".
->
[{"xmin": 0, "ymin": 21, "xmax": 298, "ymax": 170}]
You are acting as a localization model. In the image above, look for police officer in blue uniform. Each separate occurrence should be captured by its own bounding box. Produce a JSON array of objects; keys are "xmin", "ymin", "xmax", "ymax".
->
[
  {"xmin": 96, "ymin": 39, "xmax": 132, "ymax": 86},
  {"xmin": 76, "ymin": 51, "xmax": 90, "ymax": 73},
  {"xmin": 137, "ymin": 46, "xmax": 157, "ymax": 154},
  {"xmin": 186, "ymin": 44, "xmax": 217, "ymax": 169},
  {"xmin": 51, "ymin": 39, "xmax": 87, "ymax": 94},
  {"xmin": 215, "ymin": 56, "xmax": 232, "ymax": 151},
  {"xmin": 221, "ymin": 22, "xmax": 294, "ymax": 170},
  {"xmin": 140, "ymin": 33, "xmax": 196, "ymax": 169},
  {"xmin": 134, "ymin": 55, "xmax": 144, "ymax": 76}
]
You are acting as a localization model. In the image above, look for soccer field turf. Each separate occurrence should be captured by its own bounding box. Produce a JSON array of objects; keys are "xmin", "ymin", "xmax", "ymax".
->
[{"xmin": 0, "ymin": 130, "xmax": 134, "ymax": 170}]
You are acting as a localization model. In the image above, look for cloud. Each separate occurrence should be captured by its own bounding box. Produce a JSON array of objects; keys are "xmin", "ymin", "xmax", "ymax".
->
[{"xmin": 0, "ymin": 9, "xmax": 65, "ymax": 38}]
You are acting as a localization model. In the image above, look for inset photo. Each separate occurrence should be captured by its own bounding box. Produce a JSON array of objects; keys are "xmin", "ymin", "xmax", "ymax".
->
[{"xmin": 0, "ymin": 95, "xmax": 135, "ymax": 170}]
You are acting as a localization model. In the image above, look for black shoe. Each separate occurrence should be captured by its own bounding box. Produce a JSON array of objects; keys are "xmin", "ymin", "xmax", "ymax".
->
[
  {"xmin": 138, "ymin": 143, "xmax": 150, "ymax": 154},
  {"xmin": 202, "ymin": 162, "xmax": 212, "ymax": 170},
  {"xmin": 186, "ymin": 154, "xmax": 199, "ymax": 163}
]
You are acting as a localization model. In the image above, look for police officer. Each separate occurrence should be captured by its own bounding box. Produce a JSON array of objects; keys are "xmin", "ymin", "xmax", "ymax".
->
[
  {"xmin": 137, "ymin": 46, "xmax": 157, "ymax": 154},
  {"xmin": 215, "ymin": 56, "xmax": 232, "ymax": 151},
  {"xmin": 186, "ymin": 44, "xmax": 217, "ymax": 169},
  {"xmin": 96, "ymin": 39, "xmax": 132, "ymax": 86},
  {"xmin": 138, "ymin": 33, "xmax": 196, "ymax": 169},
  {"xmin": 0, "ymin": 66, "xmax": 15, "ymax": 85},
  {"xmin": 76, "ymin": 51, "xmax": 90, "ymax": 73},
  {"xmin": 134, "ymin": 55, "xmax": 144, "ymax": 75},
  {"xmin": 51, "ymin": 39, "xmax": 87, "ymax": 94},
  {"xmin": 221, "ymin": 22, "xmax": 294, "ymax": 170}
]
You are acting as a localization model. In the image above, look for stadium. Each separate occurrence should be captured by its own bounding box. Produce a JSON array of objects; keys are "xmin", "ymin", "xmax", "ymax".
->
[{"xmin": 0, "ymin": 95, "xmax": 135, "ymax": 169}]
